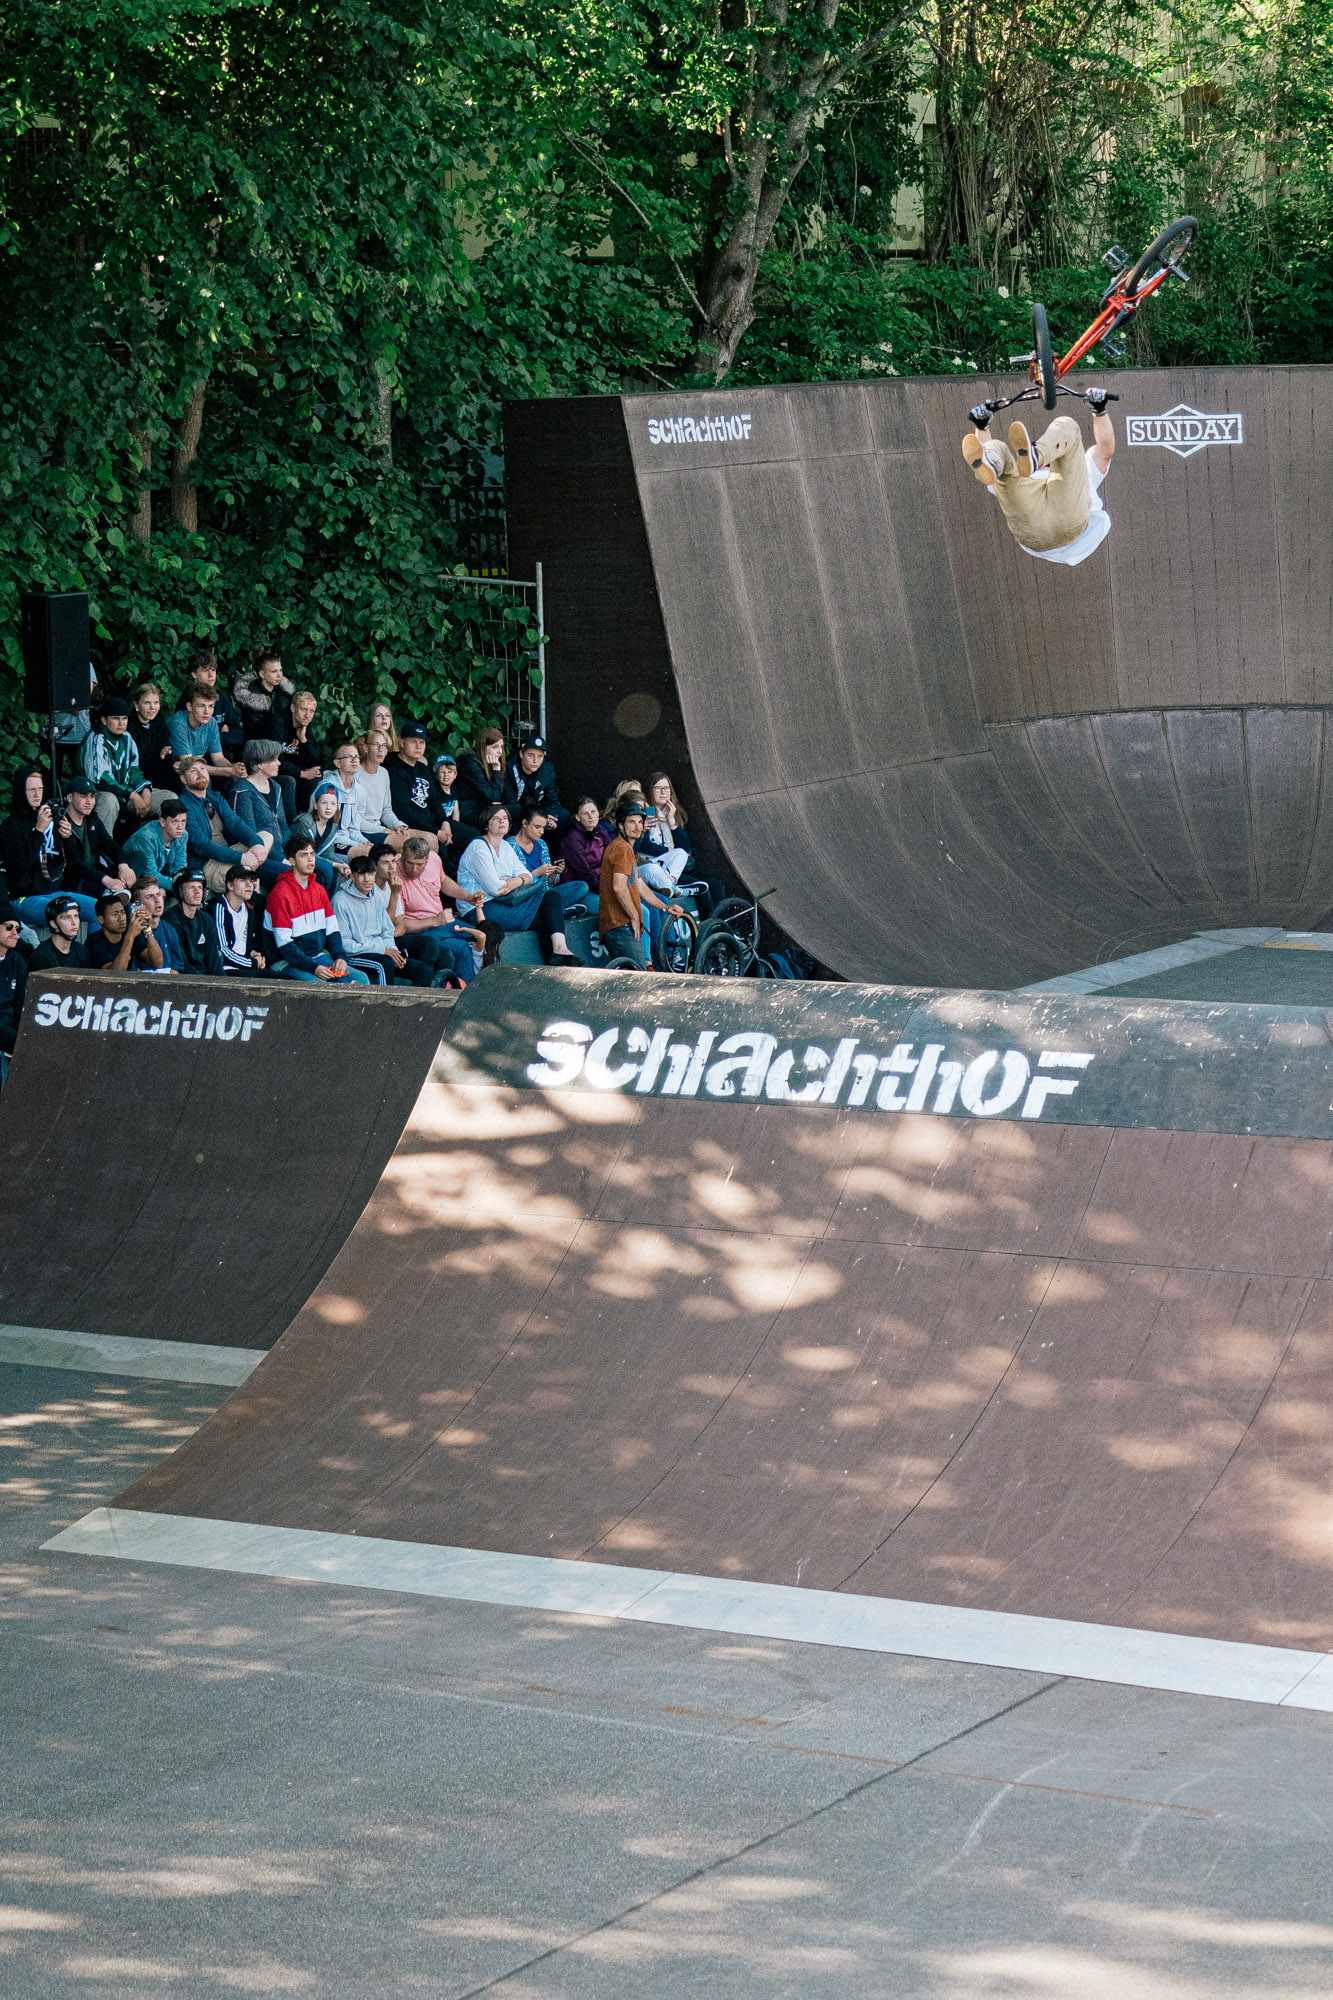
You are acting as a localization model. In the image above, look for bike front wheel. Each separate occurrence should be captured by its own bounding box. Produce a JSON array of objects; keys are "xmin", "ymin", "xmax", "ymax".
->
[
  {"xmin": 1032, "ymin": 302, "xmax": 1057, "ymax": 408},
  {"xmin": 653, "ymin": 910, "xmax": 697, "ymax": 974},
  {"xmin": 1122, "ymin": 216, "xmax": 1197, "ymax": 297}
]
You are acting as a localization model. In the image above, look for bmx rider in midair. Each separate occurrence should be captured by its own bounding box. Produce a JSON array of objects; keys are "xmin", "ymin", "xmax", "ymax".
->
[{"xmin": 963, "ymin": 388, "xmax": 1115, "ymax": 567}]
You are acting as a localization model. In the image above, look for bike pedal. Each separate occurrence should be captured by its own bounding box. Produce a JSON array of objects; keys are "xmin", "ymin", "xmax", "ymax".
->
[{"xmin": 1101, "ymin": 243, "xmax": 1129, "ymax": 273}]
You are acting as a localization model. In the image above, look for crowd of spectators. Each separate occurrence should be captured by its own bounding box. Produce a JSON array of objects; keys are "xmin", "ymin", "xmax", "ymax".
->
[{"xmin": 0, "ymin": 644, "xmax": 721, "ymax": 1081}]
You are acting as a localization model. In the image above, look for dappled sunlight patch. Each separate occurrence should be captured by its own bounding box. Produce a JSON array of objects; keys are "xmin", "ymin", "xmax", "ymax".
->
[
  {"xmin": 1103, "ymin": 1437, "xmax": 1208, "ymax": 1471},
  {"xmin": 1003, "ymin": 1372, "xmax": 1062, "ymax": 1411},
  {"xmin": 0, "ymin": 1906, "xmax": 80, "ymax": 1931},
  {"xmin": 0, "ymin": 1855, "xmax": 322, "ymax": 1898},
  {"xmin": 309, "ymin": 1296, "xmax": 364, "ymax": 1326},
  {"xmin": 916, "ymin": 1942, "xmax": 1280, "ymax": 1997},
  {"xmin": 720, "ymin": 1246, "xmax": 840, "ymax": 1314},
  {"xmin": 782, "ymin": 1344, "xmax": 860, "ymax": 1373},
  {"xmin": 926, "ymin": 1552, "xmax": 1010, "ymax": 1580},
  {"xmin": 1079, "ymin": 1210, "xmax": 1142, "ymax": 1246},
  {"xmin": 680, "ymin": 1294, "xmax": 740, "ymax": 1320},
  {"xmin": 379, "ymin": 1153, "xmax": 587, "ymax": 1230},
  {"xmin": 1029, "ymin": 1264, "xmax": 1104, "ymax": 1304},
  {"xmin": 587, "ymin": 1230, "xmax": 709, "ymax": 1299},
  {"xmin": 1067, "ymin": 1900, "xmax": 1333, "ymax": 1949}
]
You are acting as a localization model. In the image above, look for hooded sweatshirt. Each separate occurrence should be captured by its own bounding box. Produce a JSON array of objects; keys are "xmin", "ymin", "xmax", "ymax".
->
[
  {"xmin": 233, "ymin": 668, "xmax": 295, "ymax": 740},
  {"xmin": 0, "ymin": 768, "xmax": 65, "ymax": 899}
]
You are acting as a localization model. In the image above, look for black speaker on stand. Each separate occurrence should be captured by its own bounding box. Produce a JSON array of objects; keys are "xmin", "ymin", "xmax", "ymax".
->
[{"xmin": 21, "ymin": 591, "xmax": 92, "ymax": 800}]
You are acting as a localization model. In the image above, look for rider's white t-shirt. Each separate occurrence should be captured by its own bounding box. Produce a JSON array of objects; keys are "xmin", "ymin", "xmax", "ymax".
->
[{"xmin": 1019, "ymin": 448, "xmax": 1110, "ymax": 567}]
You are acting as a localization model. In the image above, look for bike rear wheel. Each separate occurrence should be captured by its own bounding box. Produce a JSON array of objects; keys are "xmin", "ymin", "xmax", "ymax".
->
[
  {"xmin": 1032, "ymin": 302, "xmax": 1057, "ymax": 408},
  {"xmin": 1122, "ymin": 216, "xmax": 1197, "ymax": 297},
  {"xmin": 701, "ymin": 897, "xmax": 756, "ymax": 945},
  {"xmin": 694, "ymin": 928, "xmax": 748, "ymax": 978}
]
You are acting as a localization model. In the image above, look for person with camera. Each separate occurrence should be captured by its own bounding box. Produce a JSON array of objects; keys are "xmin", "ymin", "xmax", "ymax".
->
[
  {"xmin": 2, "ymin": 767, "xmax": 101, "ymax": 927},
  {"xmin": 86, "ymin": 892, "xmax": 164, "ymax": 973}
]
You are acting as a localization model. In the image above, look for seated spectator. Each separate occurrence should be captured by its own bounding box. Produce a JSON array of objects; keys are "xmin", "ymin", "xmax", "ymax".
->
[
  {"xmin": 230, "ymin": 739, "xmax": 291, "ymax": 858},
  {"xmin": 335, "ymin": 851, "xmax": 439, "ymax": 986},
  {"xmin": 455, "ymin": 727, "xmax": 511, "ymax": 844},
  {"xmin": 598, "ymin": 798, "xmax": 683, "ymax": 970},
  {"xmin": 168, "ymin": 686, "xmax": 245, "ymax": 789},
  {"xmin": 455, "ymin": 803, "xmax": 581, "ymax": 966},
  {"xmin": 123, "ymin": 796, "xmax": 188, "ymax": 887},
  {"xmin": 396, "ymin": 835, "xmax": 487, "ymax": 984},
  {"xmin": 322, "ymin": 744, "xmax": 377, "ymax": 866},
  {"xmin": 136, "ymin": 875, "xmax": 179, "ymax": 971},
  {"xmin": 560, "ymin": 797, "xmax": 613, "ymax": 895},
  {"xmin": 128, "ymin": 681, "xmax": 179, "ymax": 796},
  {"xmin": 373, "ymin": 847, "xmax": 459, "ymax": 985},
  {"xmin": 177, "ymin": 755, "xmax": 276, "ymax": 890},
  {"xmin": 292, "ymin": 781, "xmax": 353, "ymax": 884},
  {"xmin": 1, "ymin": 768, "xmax": 95, "ymax": 926},
  {"xmin": 264, "ymin": 833, "xmax": 369, "ymax": 985},
  {"xmin": 355, "ymin": 730, "xmax": 407, "ymax": 850},
  {"xmin": 161, "ymin": 868, "xmax": 221, "ymax": 975},
  {"xmin": 386, "ymin": 720, "xmax": 454, "ymax": 855},
  {"xmin": 177, "ymin": 649, "xmax": 244, "ymax": 760},
  {"xmin": 637, "ymin": 772, "xmax": 693, "ymax": 893},
  {"xmin": 279, "ymin": 689, "xmax": 330, "ymax": 814},
  {"xmin": 86, "ymin": 891, "xmax": 164, "ymax": 972},
  {"xmin": 57, "ymin": 776, "xmax": 137, "ymax": 904},
  {"xmin": 505, "ymin": 732, "xmax": 568, "ymax": 840},
  {"xmin": 234, "ymin": 648, "xmax": 294, "ymax": 742},
  {"xmin": 603, "ymin": 777, "xmax": 647, "ymax": 824},
  {"xmin": 212, "ymin": 865, "xmax": 267, "ymax": 975},
  {"xmin": 362, "ymin": 700, "xmax": 401, "ymax": 752},
  {"xmin": 511, "ymin": 805, "xmax": 587, "ymax": 917},
  {"xmin": 27, "ymin": 894, "xmax": 91, "ymax": 972},
  {"xmin": 80, "ymin": 696, "xmax": 153, "ymax": 835},
  {"xmin": 0, "ymin": 902, "xmax": 27, "ymax": 1085}
]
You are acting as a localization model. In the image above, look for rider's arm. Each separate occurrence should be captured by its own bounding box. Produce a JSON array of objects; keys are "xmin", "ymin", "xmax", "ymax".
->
[
  {"xmin": 611, "ymin": 869, "xmax": 641, "ymax": 930},
  {"xmin": 1091, "ymin": 409, "xmax": 1115, "ymax": 475}
]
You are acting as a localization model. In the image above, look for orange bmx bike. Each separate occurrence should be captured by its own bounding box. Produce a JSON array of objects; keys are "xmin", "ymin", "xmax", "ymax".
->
[{"xmin": 969, "ymin": 216, "xmax": 1197, "ymax": 429}]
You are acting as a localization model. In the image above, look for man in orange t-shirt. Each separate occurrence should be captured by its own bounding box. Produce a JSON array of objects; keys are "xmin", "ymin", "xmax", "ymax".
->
[{"xmin": 598, "ymin": 799, "xmax": 682, "ymax": 968}]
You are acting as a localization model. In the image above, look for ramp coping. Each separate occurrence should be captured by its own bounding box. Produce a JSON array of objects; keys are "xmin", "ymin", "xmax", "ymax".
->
[
  {"xmin": 43, "ymin": 1507, "xmax": 1333, "ymax": 1715},
  {"xmin": 1020, "ymin": 928, "xmax": 1286, "ymax": 993},
  {"xmin": 0, "ymin": 1326, "xmax": 264, "ymax": 1387}
]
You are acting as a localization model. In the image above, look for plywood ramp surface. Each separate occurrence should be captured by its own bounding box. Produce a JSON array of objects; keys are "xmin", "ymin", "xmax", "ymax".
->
[{"xmin": 118, "ymin": 967, "xmax": 1333, "ymax": 1652}]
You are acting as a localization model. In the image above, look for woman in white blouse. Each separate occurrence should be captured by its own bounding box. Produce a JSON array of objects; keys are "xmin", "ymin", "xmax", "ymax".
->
[
  {"xmin": 355, "ymin": 729, "xmax": 407, "ymax": 850},
  {"xmin": 456, "ymin": 802, "xmax": 581, "ymax": 965}
]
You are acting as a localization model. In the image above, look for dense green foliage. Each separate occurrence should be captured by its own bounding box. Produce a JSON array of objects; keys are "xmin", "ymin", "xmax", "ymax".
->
[{"xmin": 3, "ymin": 0, "xmax": 1330, "ymax": 758}]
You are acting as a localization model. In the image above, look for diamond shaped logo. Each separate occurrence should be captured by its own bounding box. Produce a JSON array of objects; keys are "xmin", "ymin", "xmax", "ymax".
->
[{"xmin": 1125, "ymin": 403, "xmax": 1244, "ymax": 459}]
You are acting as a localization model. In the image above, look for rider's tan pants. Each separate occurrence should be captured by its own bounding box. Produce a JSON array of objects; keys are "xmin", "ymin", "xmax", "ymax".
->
[{"xmin": 987, "ymin": 415, "xmax": 1090, "ymax": 552}]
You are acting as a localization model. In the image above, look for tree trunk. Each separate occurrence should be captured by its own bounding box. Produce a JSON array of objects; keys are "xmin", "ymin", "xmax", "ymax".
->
[
  {"xmin": 129, "ymin": 425, "xmax": 152, "ymax": 545},
  {"xmin": 170, "ymin": 380, "xmax": 206, "ymax": 532},
  {"xmin": 368, "ymin": 360, "xmax": 393, "ymax": 470}
]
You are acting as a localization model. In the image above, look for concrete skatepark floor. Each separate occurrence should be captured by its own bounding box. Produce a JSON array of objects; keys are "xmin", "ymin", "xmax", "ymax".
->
[{"xmin": 5, "ymin": 1354, "xmax": 1333, "ymax": 1998}]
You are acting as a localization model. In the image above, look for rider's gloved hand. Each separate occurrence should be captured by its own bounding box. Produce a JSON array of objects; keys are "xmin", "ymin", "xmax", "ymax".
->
[
  {"xmin": 969, "ymin": 403, "xmax": 993, "ymax": 429},
  {"xmin": 1086, "ymin": 386, "xmax": 1110, "ymax": 411}
]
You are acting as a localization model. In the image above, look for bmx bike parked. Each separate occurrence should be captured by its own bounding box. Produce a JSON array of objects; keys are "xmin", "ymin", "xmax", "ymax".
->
[
  {"xmin": 693, "ymin": 889, "xmax": 779, "ymax": 979},
  {"xmin": 969, "ymin": 216, "xmax": 1197, "ymax": 429}
]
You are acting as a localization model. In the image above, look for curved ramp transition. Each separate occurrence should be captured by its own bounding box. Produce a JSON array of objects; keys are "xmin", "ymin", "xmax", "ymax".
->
[
  {"xmin": 0, "ymin": 973, "xmax": 451, "ymax": 1348},
  {"xmin": 119, "ymin": 966, "xmax": 1333, "ymax": 1652},
  {"xmin": 506, "ymin": 369, "xmax": 1333, "ymax": 985}
]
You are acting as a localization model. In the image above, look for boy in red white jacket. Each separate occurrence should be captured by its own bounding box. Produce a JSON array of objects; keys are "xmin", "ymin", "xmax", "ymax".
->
[{"xmin": 265, "ymin": 834, "xmax": 370, "ymax": 984}]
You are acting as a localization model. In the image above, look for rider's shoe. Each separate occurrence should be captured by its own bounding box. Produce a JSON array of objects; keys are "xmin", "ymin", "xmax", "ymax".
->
[
  {"xmin": 962, "ymin": 434, "xmax": 999, "ymax": 485},
  {"xmin": 1008, "ymin": 421, "xmax": 1036, "ymax": 477}
]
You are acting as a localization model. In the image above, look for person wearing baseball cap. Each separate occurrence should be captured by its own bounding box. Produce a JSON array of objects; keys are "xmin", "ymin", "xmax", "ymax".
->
[
  {"xmin": 80, "ymin": 693, "xmax": 153, "ymax": 835},
  {"xmin": 27, "ymin": 894, "xmax": 91, "ymax": 972},
  {"xmin": 387, "ymin": 720, "xmax": 456, "ymax": 855},
  {"xmin": 56, "ymin": 773, "xmax": 137, "ymax": 907},
  {"xmin": 505, "ymin": 729, "xmax": 568, "ymax": 844}
]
